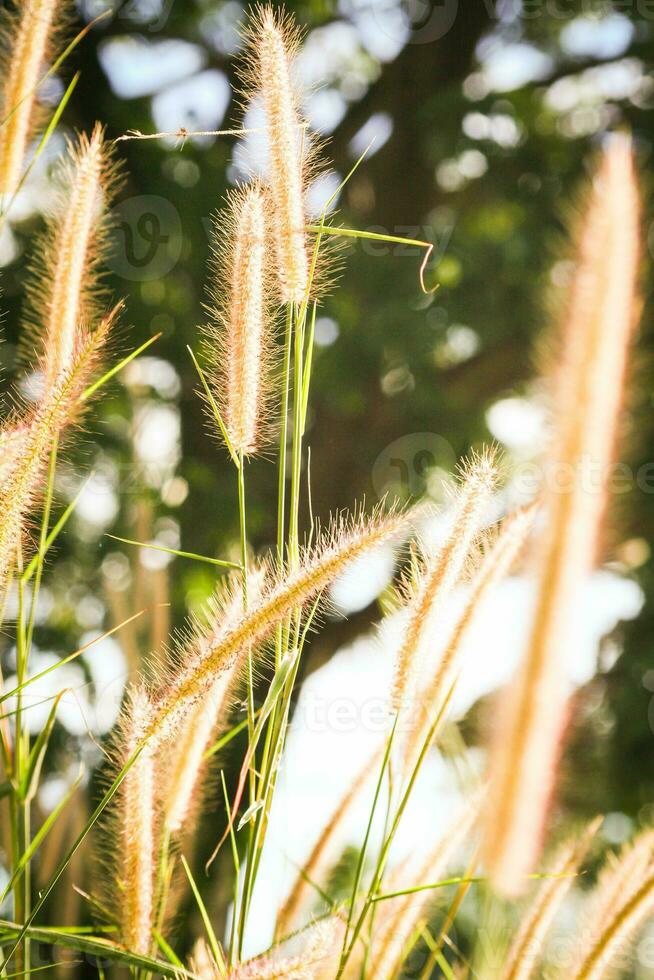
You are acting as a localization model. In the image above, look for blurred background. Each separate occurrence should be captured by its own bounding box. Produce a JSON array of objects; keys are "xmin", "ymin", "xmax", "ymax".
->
[{"xmin": 1, "ymin": 0, "xmax": 654, "ymax": 969}]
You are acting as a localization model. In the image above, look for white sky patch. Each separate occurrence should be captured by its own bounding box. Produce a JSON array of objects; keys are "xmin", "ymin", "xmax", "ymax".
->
[
  {"xmin": 330, "ymin": 544, "xmax": 397, "ymax": 615},
  {"xmin": 561, "ymin": 13, "xmax": 634, "ymax": 61},
  {"xmin": 98, "ymin": 37, "xmax": 206, "ymax": 99},
  {"xmin": 349, "ymin": 112, "xmax": 394, "ymax": 159},
  {"xmin": 486, "ymin": 396, "xmax": 547, "ymax": 453},
  {"xmin": 479, "ymin": 41, "xmax": 554, "ymax": 92},
  {"xmin": 152, "ymin": 70, "xmax": 231, "ymax": 144}
]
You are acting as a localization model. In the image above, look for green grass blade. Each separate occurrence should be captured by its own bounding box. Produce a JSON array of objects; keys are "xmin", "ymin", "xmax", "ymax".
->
[
  {"xmin": 187, "ymin": 346, "xmax": 239, "ymax": 466},
  {"xmin": 152, "ymin": 929, "xmax": 184, "ymax": 968},
  {"xmin": 81, "ymin": 332, "xmax": 161, "ymax": 401},
  {"xmin": 105, "ymin": 534, "xmax": 241, "ymax": 569},
  {"xmin": 0, "ymin": 921, "xmax": 194, "ymax": 977},
  {"xmin": 19, "ymin": 690, "xmax": 65, "ymax": 801},
  {"xmin": 180, "ymin": 856, "xmax": 226, "ymax": 976}
]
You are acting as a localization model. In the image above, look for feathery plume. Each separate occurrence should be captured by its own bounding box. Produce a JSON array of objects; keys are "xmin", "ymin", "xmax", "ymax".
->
[
  {"xmin": 203, "ymin": 183, "xmax": 271, "ymax": 456},
  {"xmin": 569, "ymin": 867, "xmax": 654, "ymax": 979},
  {"xmin": 117, "ymin": 687, "xmax": 155, "ymax": 955},
  {"xmin": 0, "ymin": 306, "xmax": 117, "ymax": 597},
  {"xmin": 403, "ymin": 505, "xmax": 535, "ymax": 775},
  {"xmin": 484, "ymin": 136, "xmax": 641, "ymax": 895},
  {"xmin": 23, "ymin": 124, "xmax": 115, "ymax": 389},
  {"xmin": 147, "ymin": 506, "xmax": 409, "ymax": 746},
  {"xmin": 276, "ymin": 749, "xmax": 379, "ymax": 937},
  {"xmin": 367, "ymin": 798, "xmax": 479, "ymax": 979},
  {"xmin": 0, "ymin": 0, "xmax": 61, "ymax": 201},
  {"xmin": 161, "ymin": 567, "xmax": 266, "ymax": 834},
  {"xmin": 501, "ymin": 817, "xmax": 601, "ymax": 980},
  {"xmin": 243, "ymin": 5, "xmax": 309, "ymax": 304},
  {"xmin": 391, "ymin": 451, "xmax": 497, "ymax": 712},
  {"xmin": 564, "ymin": 829, "xmax": 654, "ymax": 980},
  {"xmin": 0, "ymin": 422, "xmax": 29, "ymax": 488},
  {"xmin": 190, "ymin": 938, "xmax": 222, "ymax": 979},
  {"xmin": 226, "ymin": 919, "xmax": 339, "ymax": 980}
]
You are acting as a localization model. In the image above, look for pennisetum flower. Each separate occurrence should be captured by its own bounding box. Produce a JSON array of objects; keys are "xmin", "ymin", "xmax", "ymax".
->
[
  {"xmin": 23, "ymin": 124, "xmax": 116, "ymax": 390},
  {"xmin": 391, "ymin": 451, "xmax": 497, "ymax": 714},
  {"xmin": 145, "ymin": 506, "xmax": 410, "ymax": 747},
  {"xmin": 0, "ymin": 0, "xmax": 61, "ymax": 203},
  {"xmin": 501, "ymin": 817, "xmax": 601, "ymax": 980},
  {"xmin": 0, "ymin": 304, "xmax": 119, "ymax": 597},
  {"xmin": 402, "ymin": 504, "xmax": 535, "ymax": 776},
  {"xmin": 116, "ymin": 687, "xmax": 155, "ymax": 956},
  {"xmin": 203, "ymin": 183, "xmax": 271, "ymax": 456},
  {"xmin": 242, "ymin": 5, "xmax": 310, "ymax": 305},
  {"xmin": 483, "ymin": 136, "xmax": 642, "ymax": 896},
  {"xmin": 160, "ymin": 567, "xmax": 267, "ymax": 835},
  {"xmin": 225, "ymin": 918, "xmax": 340, "ymax": 980},
  {"xmin": 563, "ymin": 829, "xmax": 654, "ymax": 980}
]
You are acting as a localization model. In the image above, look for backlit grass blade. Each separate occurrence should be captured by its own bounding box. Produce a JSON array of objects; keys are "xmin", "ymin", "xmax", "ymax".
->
[
  {"xmin": 105, "ymin": 534, "xmax": 241, "ymax": 569},
  {"xmin": 81, "ymin": 333, "xmax": 162, "ymax": 401}
]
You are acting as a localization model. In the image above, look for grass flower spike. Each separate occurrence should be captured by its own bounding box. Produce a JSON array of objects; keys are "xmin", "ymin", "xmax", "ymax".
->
[
  {"xmin": 116, "ymin": 687, "xmax": 155, "ymax": 956},
  {"xmin": 244, "ymin": 5, "xmax": 309, "ymax": 304},
  {"xmin": 484, "ymin": 136, "xmax": 641, "ymax": 895},
  {"xmin": 0, "ymin": 0, "xmax": 60, "ymax": 202},
  {"xmin": 391, "ymin": 452, "xmax": 497, "ymax": 712},
  {"xmin": 204, "ymin": 184, "xmax": 271, "ymax": 456},
  {"xmin": 24, "ymin": 124, "xmax": 115, "ymax": 389}
]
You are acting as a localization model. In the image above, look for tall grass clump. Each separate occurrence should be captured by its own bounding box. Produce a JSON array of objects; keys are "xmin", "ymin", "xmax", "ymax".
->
[{"xmin": 0, "ymin": 3, "xmax": 650, "ymax": 979}]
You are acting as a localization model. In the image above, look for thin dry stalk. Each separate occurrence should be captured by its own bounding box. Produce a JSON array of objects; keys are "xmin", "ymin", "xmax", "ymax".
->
[{"xmin": 484, "ymin": 137, "xmax": 641, "ymax": 895}]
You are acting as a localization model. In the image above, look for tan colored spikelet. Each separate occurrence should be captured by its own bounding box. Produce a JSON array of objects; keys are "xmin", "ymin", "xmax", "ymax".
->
[
  {"xmin": 403, "ymin": 505, "xmax": 535, "ymax": 775},
  {"xmin": 484, "ymin": 136, "xmax": 641, "ymax": 896},
  {"xmin": 276, "ymin": 748, "xmax": 380, "ymax": 938},
  {"xmin": 563, "ymin": 828, "xmax": 654, "ymax": 980},
  {"xmin": 0, "ymin": 0, "xmax": 60, "ymax": 201},
  {"xmin": 0, "ymin": 305, "xmax": 118, "ymax": 597},
  {"xmin": 0, "ymin": 422, "xmax": 29, "ymax": 487},
  {"xmin": 203, "ymin": 183, "xmax": 271, "ymax": 455},
  {"xmin": 117, "ymin": 686, "xmax": 155, "ymax": 956},
  {"xmin": 501, "ymin": 817, "xmax": 601, "ymax": 980},
  {"xmin": 569, "ymin": 866, "xmax": 654, "ymax": 980},
  {"xmin": 190, "ymin": 937, "xmax": 222, "ymax": 979},
  {"xmin": 162, "ymin": 566, "xmax": 267, "ymax": 834},
  {"xmin": 23, "ymin": 125, "xmax": 115, "ymax": 388},
  {"xmin": 391, "ymin": 451, "xmax": 497, "ymax": 712},
  {"xmin": 227, "ymin": 918, "xmax": 339, "ymax": 979},
  {"xmin": 146, "ymin": 506, "xmax": 410, "ymax": 746},
  {"xmin": 367, "ymin": 798, "xmax": 479, "ymax": 979},
  {"xmin": 243, "ymin": 5, "xmax": 309, "ymax": 304}
]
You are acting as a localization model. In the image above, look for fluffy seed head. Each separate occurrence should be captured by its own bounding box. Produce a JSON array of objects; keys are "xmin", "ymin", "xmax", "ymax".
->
[
  {"xmin": 227, "ymin": 918, "xmax": 339, "ymax": 979},
  {"xmin": 0, "ymin": 306, "xmax": 117, "ymax": 598},
  {"xmin": 391, "ymin": 451, "xmax": 497, "ymax": 712},
  {"xmin": 146, "ymin": 505, "xmax": 409, "ymax": 746},
  {"xmin": 501, "ymin": 817, "xmax": 601, "ymax": 980},
  {"xmin": 0, "ymin": 0, "xmax": 61, "ymax": 202},
  {"xmin": 203, "ymin": 183, "xmax": 271, "ymax": 456},
  {"xmin": 484, "ymin": 136, "xmax": 642, "ymax": 896},
  {"xmin": 243, "ymin": 5, "xmax": 309, "ymax": 304},
  {"xmin": 117, "ymin": 686, "xmax": 155, "ymax": 956},
  {"xmin": 22, "ymin": 125, "xmax": 116, "ymax": 389}
]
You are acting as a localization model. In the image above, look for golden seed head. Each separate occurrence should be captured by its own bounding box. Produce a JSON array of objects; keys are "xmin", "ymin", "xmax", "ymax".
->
[
  {"xmin": 244, "ymin": 5, "xmax": 309, "ymax": 304},
  {"xmin": 484, "ymin": 137, "xmax": 641, "ymax": 896}
]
